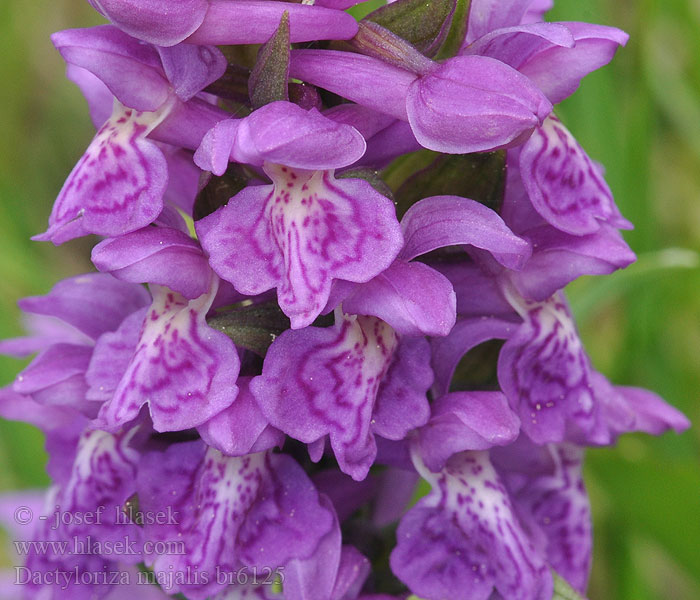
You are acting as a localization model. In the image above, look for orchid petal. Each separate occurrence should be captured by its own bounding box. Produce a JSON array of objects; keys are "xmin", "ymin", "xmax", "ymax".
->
[
  {"xmin": 52, "ymin": 25, "xmax": 169, "ymax": 111},
  {"xmin": 464, "ymin": 22, "xmax": 574, "ymax": 60},
  {"xmin": 400, "ymin": 195, "xmax": 532, "ymax": 269},
  {"xmin": 88, "ymin": 0, "xmax": 209, "ymax": 46},
  {"xmin": 391, "ymin": 448, "xmax": 552, "ymax": 600},
  {"xmin": 96, "ymin": 278, "xmax": 240, "ymax": 432},
  {"xmin": 371, "ymin": 336, "xmax": 433, "ymax": 441},
  {"xmin": 518, "ymin": 22, "xmax": 629, "ymax": 104},
  {"xmin": 253, "ymin": 313, "xmax": 428, "ymax": 480},
  {"xmin": 519, "ymin": 116, "xmax": 632, "ymax": 235},
  {"xmin": 197, "ymin": 377, "xmax": 284, "ymax": 456},
  {"xmin": 233, "ymin": 102, "xmax": 366, "ymax": 170},
  {"xmin": 290, "ymin": 50, "xmax": 415, "ymax": 121},
  {"xmin": 92, "ymin": 227, "xmax": 211, "ymax": 299},
  {"xmin": 331, "ymin": 546, "xmax": 371, "ymax": 600},
  {"xmin": 466, "ymin": 0, "xmax": 536, "ymax": 44},
  {"xmin": 438, "ymin": 262, "xmax": 517, "ymax": 319},
  {"xmin": 406, "ymin": 55, "xmax": 551, "ymax": 154},
  {"xmin": 187, "ymin": 0, "xmax": 359, "ymax": 45},
  {"xmin": 0, "ymin": 314, "xmax": 91, "ymax": 358},
  {"xmin": 252, "ymin": 315, "xmax": 394, "ymax": 480},
  {"xmin": 197, "ymin": 168, "xmax": 402, "ymax": 329},
  {"xmin": 281, "ymin": 496, "xmax": 342, "ymax": 600},
  {"xmin": 13, "ymin": 343, "xmax": 91, "ymax": 404},
  {"xmin": 510, "ymin": 223, "xmax": 636, "ymax": 300},
  {"xmin": 156, "ymin": 43, "xmax": 227, "ymax": 102},
  {"xmin": 493, "ymin": 441, "xmax": 592, "ymax": 593},
  {"xmin": 497, "ymin": 289, "xmax": 596, "ymax": 444},
  {"xmin": 137, "ymin": 444, "xmax": 334, "ymax": 599},
  {"xmin": 612, "ymin": 384, "xmax": 691, "ymax": 436},
  {"xmin": 342, "ymin": 261, "xmax": 456, "ymax": 337},
  {"xmin": 35, "ymin": 100, "xmax": 171, "ymax": 244},
  {"xmin": 193, "ymin": 118, "xmax": 241, "ymax": 175},
  {"xmin": 65, "ymin": 64, "xmax": 113, "ymax": 128},
  {"xmin": 61, "ymin": 429, "xmax": 141, "ymax": 545},
  {"xmin": 523, "ymin": 0, "xmax": 553, "ymax": 24},
  {"xmin": 85, "ymin": 308, "xmax": 146, "ymax": 403},
  {"xmin": 17, "ymin": 273, "xmax": 150, "ymax": 341},
  {"xmin": 417, "ymin": 392, "xmax": 521, "ymax": 471},
  {"xmin": 584, "ymin": 372, "xmax": 690, "ymax": 445},
  {"xmin": 196, "ymin": 102, "xmax": 366, "ymax": 172}
]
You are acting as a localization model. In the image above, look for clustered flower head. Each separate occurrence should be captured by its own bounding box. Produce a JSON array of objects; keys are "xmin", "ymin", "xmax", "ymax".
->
[{"xmin": 0, "ymin": 0, "xmax": 690, "ymax": 599}]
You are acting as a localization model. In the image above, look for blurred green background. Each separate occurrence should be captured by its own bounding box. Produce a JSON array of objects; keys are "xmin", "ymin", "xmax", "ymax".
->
[{"xmin": 0, "ymin": 1, "xmax": 698, "ymax": 598}]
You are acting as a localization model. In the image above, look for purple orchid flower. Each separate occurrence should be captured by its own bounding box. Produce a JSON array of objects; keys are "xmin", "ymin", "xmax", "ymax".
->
[
  {"xmin": 391, "ymin": 444, "xmax": 553, "ymax": 600},
  {"xmin": 19, "ymin": 427, "xmax": 144, "ymax": 600},
  {"xmin": 0, "ymin": 274, "xmax": 150, "ymax": 419},
  {"xmin": 195, "ymin": 101, "xmax": 404, "ymax": 329},
  {"xmin": 135, "ymin": 441, "xmax": 340, "ymax": 600},
  {"xmin": 492, "ymin": 437, "xmax": 593, "ymax": 594},
  {"xmin": 251, "ymin": 194, "xmax": 531, "ymax": 481},
  {"xmin": 251, "ymin": 308, "xmax": 434, "ymax": 481},
  {"xmin": 87, "ymin": 0, "xmax": 358, "ymax": 47},
  {"xmin": 497, "ymin": 280, "xmax": 689, "ymax": 445},
  {"xmin": 461, "ymin": 154, "xmax": 636, "ymax": 301},
  {"xmin": 432, "ymin": 264, "xmax": 690, "ymax": 445},
  {"xmin": 288, "ymin": 44, "xmax": 552, "ymax": 155},
  {"xmin": 35, "ymin": 26, "xmax": 229, "ymax": 244},
  {"xmin": 91, "ymin": 226, "xmax": 241, "ymax": 432},
  {"xmin": 0, "ymin": 2, "xmax": 692, "ymax": 598},
  {"xmin": 460, "ymin": 10, "xmax": 632, "ymax": 237}
]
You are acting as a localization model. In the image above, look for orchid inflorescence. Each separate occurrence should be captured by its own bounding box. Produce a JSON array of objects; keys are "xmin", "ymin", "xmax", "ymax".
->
[{"xmin": 0, "ymin": 0, "xmax": 690, "ymax": 599}]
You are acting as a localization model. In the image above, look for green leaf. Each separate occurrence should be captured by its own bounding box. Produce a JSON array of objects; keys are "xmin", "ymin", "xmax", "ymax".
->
[
  {"xmin": 337, "ymin": 167, "xmax": 394, "ymax": 200},
  {"xmin": 364, "ymin": 0, "xmax": 456, "ymax": 57},
  {"xmin": 434, "ymin": 0, "xmax": 470, "ymax": 60},
  {"xmin": 204, "ymin": 61, "xmax": 252, "ymax": 109},
  {"xmin": 387, "ymin": 149, "xmax": 506, "ymax": 217},
  {"xmin": 207, "ymin": 301, "xmax": 290, "ymax": 356},
  {"xmin": 568, "ymin": 247, "xmax": 699, "ymax": 324},
  {"xmin": 449, "ymin": 339, "xmax": 503, "ymax": 392},
  {"xmin": 382, "ymin": 148, "xmax": 437, "ymax": 193},
  {"xmin": 552, "ymin": 570, "xmax": 587, "ymax": 600},
  {"xmin": 248, "ymin": 11, "xmax": 290, "ymax": 109},
  {"xmin": 193, "ymin": 165, "xmax": 253, "ymax": 221}
]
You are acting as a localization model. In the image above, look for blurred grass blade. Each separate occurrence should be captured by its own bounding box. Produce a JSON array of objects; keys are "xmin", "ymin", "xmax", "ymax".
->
[{"xmin": 570, "ymin": 248, "xmax": 699, "ymax": 323}]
